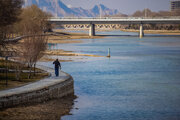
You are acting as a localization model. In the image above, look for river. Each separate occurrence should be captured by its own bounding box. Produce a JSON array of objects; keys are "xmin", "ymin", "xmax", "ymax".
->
[{"xmin": 40, "ymin": 30, "xmax": 180, "ymax": 120}]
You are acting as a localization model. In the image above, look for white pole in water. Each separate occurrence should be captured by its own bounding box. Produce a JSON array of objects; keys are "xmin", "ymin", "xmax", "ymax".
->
[{"xmin": 107, "ymin": 48, "xmax": 111, "ymax": 57}]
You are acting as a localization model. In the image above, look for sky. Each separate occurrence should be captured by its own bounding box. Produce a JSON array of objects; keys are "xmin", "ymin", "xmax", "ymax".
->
[{"xmin": 61, "ymin": 0, "xmax": 171, "ymax": 15}]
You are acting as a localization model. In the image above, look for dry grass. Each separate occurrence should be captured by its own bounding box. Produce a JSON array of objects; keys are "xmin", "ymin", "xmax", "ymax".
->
[
  {"xmin": 44, "ymin": 49, "xmax": 104, "ymax": 57},
  {"xmin": 47, "ymin": 30, "xmax": 104, "ymax": 44}
]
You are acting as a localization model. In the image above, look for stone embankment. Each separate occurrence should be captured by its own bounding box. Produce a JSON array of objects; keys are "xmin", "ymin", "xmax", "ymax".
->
[{"xmin": 0, "ymin": 65, "xmax": 74, "ymax": 109}]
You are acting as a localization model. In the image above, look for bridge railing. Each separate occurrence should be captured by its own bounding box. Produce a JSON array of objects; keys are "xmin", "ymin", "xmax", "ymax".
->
[{"xmin": 50, "ymin": 16, "xmax": 180, "ymax": 20}]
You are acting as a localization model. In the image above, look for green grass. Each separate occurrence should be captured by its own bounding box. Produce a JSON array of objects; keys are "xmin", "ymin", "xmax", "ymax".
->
[{"xmin": 0, "ymin": 59, "xmax": 43, "ymax": 71}]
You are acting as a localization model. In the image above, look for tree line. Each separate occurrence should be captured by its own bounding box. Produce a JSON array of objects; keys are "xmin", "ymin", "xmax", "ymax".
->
[
  {"xmin": 131, "ymin": 9, "xmax": 180, "ymax": 30},
  {"xmin": 132, "ymin": 9, "xmax": 180, "ymax": 17},
  {"xmin": 0, "ymin": 0, "xmax": 52, "ymax": 80},
  {"xmin": 105, "ymin": 9, "xmax": 180, "ymax": 30}
]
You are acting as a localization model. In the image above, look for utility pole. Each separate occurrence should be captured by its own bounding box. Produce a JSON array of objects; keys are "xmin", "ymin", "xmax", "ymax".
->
[
  {"xmin": 145, "ymin": 0, "xmax": 149, "ymax": 18},
  {"xmin": 100, "ymin": 6, "xmax": 102, "ymax": 18},
  {"xmin": 56, "ymin": 0, "xmax": 58, "ymax": 17}
]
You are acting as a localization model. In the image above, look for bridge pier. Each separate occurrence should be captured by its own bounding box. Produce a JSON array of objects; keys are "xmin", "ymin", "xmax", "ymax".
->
[
  {"xmin": 89, "ymin": 23, "xmax": 95, "ymax": 36},
  {"xmin": 139, "ymin": 24, "xmax": 144, "ymax": 38}
]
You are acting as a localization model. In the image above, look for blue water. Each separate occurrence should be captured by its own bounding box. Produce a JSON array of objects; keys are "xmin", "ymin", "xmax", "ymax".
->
[{"xmin": 44, "ymin": 31, "xmax": 180, "ymax": 120}]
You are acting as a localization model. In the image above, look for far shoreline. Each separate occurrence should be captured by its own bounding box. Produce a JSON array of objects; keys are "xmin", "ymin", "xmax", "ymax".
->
[
  {"xmin": 54, "ymin": 28, "xmax": 180, "ymax": 35},
  {"xmin": 120, "ymin": 29, "xmax": 180, "ymax": 35}
]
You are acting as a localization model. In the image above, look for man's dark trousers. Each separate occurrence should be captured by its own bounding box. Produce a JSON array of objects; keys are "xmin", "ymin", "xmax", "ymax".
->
[{"xmin": 55, "ymin": 67, "xmax": 59, "ymax": 76}]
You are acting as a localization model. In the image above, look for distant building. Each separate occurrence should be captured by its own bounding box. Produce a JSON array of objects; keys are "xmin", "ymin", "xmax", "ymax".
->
[{"xmin": 171, "ymin": 0, "xmax": 180, "ymax": 11}]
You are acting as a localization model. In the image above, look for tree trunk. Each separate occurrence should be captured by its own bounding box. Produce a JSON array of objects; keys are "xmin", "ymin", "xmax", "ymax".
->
[
  {"xmin": 28, "ymin": 64, "xmax": 32, "ymax": 79},
  {"xmin": 16, "ymin": 66, "xmax": 20, "ymax": 81},
  {"xmin": 34, "ymin": 63, "xmax": 36, "ymax": 76}
]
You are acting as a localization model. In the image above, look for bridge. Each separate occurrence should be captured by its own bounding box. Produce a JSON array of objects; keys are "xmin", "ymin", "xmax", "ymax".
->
[{"xmin": 49, "ymin": 17, "xmax": 180, "ymax": 38}]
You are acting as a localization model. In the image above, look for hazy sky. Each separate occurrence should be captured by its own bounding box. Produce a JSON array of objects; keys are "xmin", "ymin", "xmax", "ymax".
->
[{"xmin": 61, "ymin": 0, "xmax": 171, "ymax": 15}]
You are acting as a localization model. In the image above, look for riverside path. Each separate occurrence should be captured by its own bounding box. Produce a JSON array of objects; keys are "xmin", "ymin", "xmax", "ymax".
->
[{"xmin": 0, "ymin": 65, "xmax": 74, "ymax": 109}]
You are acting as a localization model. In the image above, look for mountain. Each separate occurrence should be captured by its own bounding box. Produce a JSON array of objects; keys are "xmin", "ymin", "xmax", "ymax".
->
[
  {"xmin": 24, "ymin": 0, "xmax": 76, "ymax": 17},
  {"xmin": 91, "ymin": 4, "xmax": 119, "ymax": 17},
  {"xmin": 71, "ymin": 7, "xmax": 94, "ymax": 17},
  {"xmin": 24, "ymin": 0, "xmax": 122, "ymax": 17}
]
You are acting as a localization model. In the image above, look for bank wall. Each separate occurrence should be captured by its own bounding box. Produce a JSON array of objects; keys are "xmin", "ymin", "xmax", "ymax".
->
[{"xmin": 0, "ymin": 72, "xmax": 74, "ymax": 109}]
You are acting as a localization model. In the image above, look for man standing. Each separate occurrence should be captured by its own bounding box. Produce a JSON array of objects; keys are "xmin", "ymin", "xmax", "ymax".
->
[{"xmin": 53, "ymin": 59, "xmax": 61, "ymax": 77}]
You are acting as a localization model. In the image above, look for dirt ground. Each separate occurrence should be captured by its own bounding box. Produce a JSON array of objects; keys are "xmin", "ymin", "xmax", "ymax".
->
[{"xmin": 0, "ymin": 94, "xmax": 77, "ymax": 120}]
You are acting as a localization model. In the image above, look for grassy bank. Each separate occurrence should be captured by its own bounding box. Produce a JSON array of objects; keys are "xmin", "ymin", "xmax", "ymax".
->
[{"xmin": 0, "ymin": 59, "xmax": 49, "ymax": 90}]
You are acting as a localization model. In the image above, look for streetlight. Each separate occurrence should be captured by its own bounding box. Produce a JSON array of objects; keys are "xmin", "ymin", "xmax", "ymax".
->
[{"xmin": 5, "ymin": 56, "xmax": 8, "ymax": 86}]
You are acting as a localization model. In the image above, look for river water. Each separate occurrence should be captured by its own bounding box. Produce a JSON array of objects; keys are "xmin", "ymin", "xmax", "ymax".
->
[{"xmin": 41, "ymin": 31, "xmax": 180, "ymax": 120}]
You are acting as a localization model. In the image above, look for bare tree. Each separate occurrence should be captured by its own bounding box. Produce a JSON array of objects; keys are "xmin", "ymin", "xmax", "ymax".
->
[
  {"xmin": 18, "ymin": 35, "xmax": 47, "ymax": 79},
  {"xmin": 132, "ymin": 10, "xmax": 143, "ymax": 17},
  {"xmin": 14, "ymin": 5, "xmax": 50, "ymax": 79},
  {"xmin": 132, "ymin": 8, "xmax": 180, "ymax": 18},
  {"xmin": 16, "ymin": 5, "xmax": 52, "ymax": 35}
]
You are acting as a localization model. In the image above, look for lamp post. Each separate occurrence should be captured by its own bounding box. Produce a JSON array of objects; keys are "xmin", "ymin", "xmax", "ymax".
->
[
  {"xmin": 100, "ymin": 7, "xmax": 102, "ymax": 18},
  {"xmin": 5, "ymin": 56, "xmax": 8, "ymax": 86}
]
